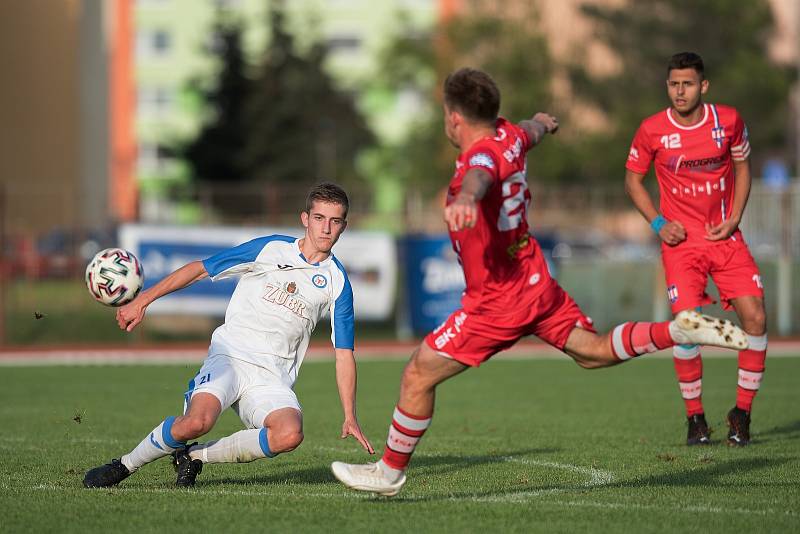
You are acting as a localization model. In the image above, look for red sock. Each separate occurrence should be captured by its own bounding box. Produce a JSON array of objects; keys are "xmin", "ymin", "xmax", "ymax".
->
[
  {"xmin": 381, "ymin": 406, "xmax": 432, "ymax": 471},
  {"xmin": 673, "ymin": 345, "xmax": 704, "ymax": 416},
  {"xmin": 610, "ymin": 321, "xmax": 673, "ymax": 360},
  {"xmin": 736, "ymin": 335, "xmax": 767, "ymax": 412}
]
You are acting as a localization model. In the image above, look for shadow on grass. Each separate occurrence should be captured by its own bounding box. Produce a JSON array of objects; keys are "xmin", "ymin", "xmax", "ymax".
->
[
  {"xmin": 755, "ymin": 419, "xmax": 800, "ymax": 443},
  {"xmin": 199, "ymin": 448, "xmax": 559, "ymax": 487},
  {"xmin": 380, "ymin": 456, "xmax": 793, "ymax": 504},
  {"xmin": 613, "ymin": 456, "xmax": 792, "ymax": 489}
]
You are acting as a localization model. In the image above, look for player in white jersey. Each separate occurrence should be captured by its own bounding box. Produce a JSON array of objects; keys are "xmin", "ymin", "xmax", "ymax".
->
[{"xmin": 84, "ymin": 183, "xmax": 374, "ymax": 488}]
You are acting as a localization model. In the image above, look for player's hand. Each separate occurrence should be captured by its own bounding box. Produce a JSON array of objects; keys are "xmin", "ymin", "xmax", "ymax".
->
[
  {"xmin": 705, "ymin": 219, "xmax": 739, "ymax": 241},
  {"xmin": 116, "ymin": 297, "xmax": 147, "ymax": 332},
  {"xmin": 533, "ymin": 112, "xmax": 559, "ymax": 134},
  {"xmin": 658, "ymin": 220, "xmax": 687, "ymax": 246},
  {"xmin": 444, "ymin": 193, "xmax": 478, "ymax": 232},
  {"xmin": 341, "ymin": 418, "xmax": 374, "ymax": 454}
]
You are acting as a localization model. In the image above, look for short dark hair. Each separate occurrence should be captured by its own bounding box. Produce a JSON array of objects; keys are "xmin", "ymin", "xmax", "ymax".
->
[
  {"xmin": 667, "ymin": 52, "xmax": 705, "ymax": 79},
  {"xmin": 443, "ymin": 68, "xmax": 500, "ymax": 124},
  {"xmin": 305, "ymin": 182, "xmax": 349, "ymax": 218}
]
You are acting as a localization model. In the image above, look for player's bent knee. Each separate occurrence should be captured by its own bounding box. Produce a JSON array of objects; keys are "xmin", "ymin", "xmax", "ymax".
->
[
  {"xmin": 175, "ymin": 414, "xmax": 215, "ymax": 439},
  {"xmin": 272, "ymin": 429, "xmax": 304, "ymax": 453},
  {"xmin": 745, "ymin": 311, "xmax": 767, "ymax": 336}
]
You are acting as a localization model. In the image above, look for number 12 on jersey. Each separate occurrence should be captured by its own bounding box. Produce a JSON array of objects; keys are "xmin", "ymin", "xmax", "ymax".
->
[{"xmin": 660, "ymin": 133, "xmax": 682, "ymax": 149}]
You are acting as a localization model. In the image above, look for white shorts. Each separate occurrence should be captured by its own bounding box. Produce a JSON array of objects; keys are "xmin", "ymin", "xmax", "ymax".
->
[{"xmin": 185, "ymin": 353, "xmax": 301, "ymax": 429}]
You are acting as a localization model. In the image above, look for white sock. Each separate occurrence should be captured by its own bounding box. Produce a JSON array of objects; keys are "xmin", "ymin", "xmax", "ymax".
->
[
  {"xmin": 188, "ymin": 428, "xmax": 273, "ymax": 464},
  {"xmin": 121, "ymin": 417, "xmax": 185, "ymax": 473},
  {"xmin": 377, "ymin": 459, "xmax": 404, "ymax": 482}
]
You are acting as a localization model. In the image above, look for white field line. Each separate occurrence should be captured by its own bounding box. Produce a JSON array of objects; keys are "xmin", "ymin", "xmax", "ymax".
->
[
  {"xmin": 10, "ymin": 482, "xmax": 795, "ymax": 518},
  {"xmin": 4, "ymin": 448, "xmax": 794, "ymax": 517}
]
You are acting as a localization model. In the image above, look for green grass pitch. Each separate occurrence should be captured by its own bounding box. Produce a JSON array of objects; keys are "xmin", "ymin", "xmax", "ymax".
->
[{"xmin": 1, "ymin": 356, "xmax": 798, "ymax": 533}]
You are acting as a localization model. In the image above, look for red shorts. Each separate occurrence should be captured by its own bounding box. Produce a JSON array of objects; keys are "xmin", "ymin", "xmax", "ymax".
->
[
  {"xmin": 423, "ymin": 279, "xmax": 596, "ymax": 367},
  {"xmin": 662, "ymin": 239, "xmax": 764, "ymax": 314}
]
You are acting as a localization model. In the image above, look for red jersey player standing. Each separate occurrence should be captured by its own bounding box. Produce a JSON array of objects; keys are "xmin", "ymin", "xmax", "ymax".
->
[
  {"xmin": 331, "ymin": 67, "xmax": 748, "ymax": 496},
  {"xmin": 625, "ymin": 52, "xmax": 767, "ymax": 447}
]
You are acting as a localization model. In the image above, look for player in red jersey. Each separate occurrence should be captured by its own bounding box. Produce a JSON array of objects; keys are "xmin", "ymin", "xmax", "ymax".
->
[
  {"xmin": 625, "ymin": 52, "xmax": 767, "ymax": 446},
  {"xmin": 331, "ymin": 67, "xmax": 748, "ymax": 496}
]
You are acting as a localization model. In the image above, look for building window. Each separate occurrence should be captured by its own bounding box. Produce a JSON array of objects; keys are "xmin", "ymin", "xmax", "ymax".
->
[
  {"xmin": 137, "ymin": 86, "xmax": 174, "ymax": 117},
  {"xmin": 137, "ymin": 143, "xmax": 174, "ymax": 175},
  {"xmin": 326, "ymin": 35, "xmax": 361, "ymax": 53},
  {"xmin": 136, "ymin": 29, "xmax": 172, "ymax": 59}
]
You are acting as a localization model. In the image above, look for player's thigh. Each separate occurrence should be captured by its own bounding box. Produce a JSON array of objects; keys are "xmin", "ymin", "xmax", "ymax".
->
[
  {"xmin": 404, "ymin": 341, "xmax": 469, "ymax": 389},
  {"xmin": 185, "ymin": 354, "xmax": 241, "ymax": 415},
  {"xmin": 710, "ymin": 241, "xmax": 764, "ymax": 316},
  {"xmin": 663, "ymin": 247, "xmax": 712, "ymax": 313},
  {"xmin": 424, "ymin": 308, "xmax": 523, "ymax": 368},
  {"xmin": 529, "ymin": 281, "xmax": 596, "ymax": 352},
  {"xmin": 236, "ymin": 373, "xmax": 302, "ymax": 431}
]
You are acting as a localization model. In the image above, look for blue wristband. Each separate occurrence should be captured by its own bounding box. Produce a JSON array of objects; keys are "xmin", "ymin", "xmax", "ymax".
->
[{"xmin": 650, "ymin": 215, "xmax": 667, "ymax": 234}]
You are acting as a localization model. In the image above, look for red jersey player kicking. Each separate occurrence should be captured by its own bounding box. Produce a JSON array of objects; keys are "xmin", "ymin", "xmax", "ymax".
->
[
  {"xmin": 331, "ymin": 67, "xmax": 748, "ymax": 496},
  {"xmin": 625, "ymin": 52, "xmax": 767, "ymax": 447}
]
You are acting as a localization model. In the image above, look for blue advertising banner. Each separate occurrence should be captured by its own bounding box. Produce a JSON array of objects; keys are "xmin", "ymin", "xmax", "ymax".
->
[{"xmin": 404, "ymin": 235, "xmax": 465, "ymax": 335}]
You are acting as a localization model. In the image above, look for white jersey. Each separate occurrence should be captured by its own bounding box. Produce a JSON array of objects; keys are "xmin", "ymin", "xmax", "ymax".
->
[{"xmin": 202, "ymin": 235, "xmax": 354, "ymax": 384}]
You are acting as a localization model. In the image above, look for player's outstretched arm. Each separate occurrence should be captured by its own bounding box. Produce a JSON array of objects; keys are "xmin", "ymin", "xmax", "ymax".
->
[
  {"xmin": 334, "ymin": 348, "xmax": 375, "ymax": 454},
  {"xmin": 625, "ymin": 169, "xmax": 686, "ymax": 246},
  {"xmin": 444, "ymin": 168, "xmax": 493, "ymax": 232},
  {"xmin": 518, "ymin": 112, "xmax": 558, "ymax": 149},
  {"xmin": 706, "ymin": 158, "xmax": 751, "ymax": 241},
  {"xmin": 116, "ymin": 260, "xmax": 209, "ymax": 332}
]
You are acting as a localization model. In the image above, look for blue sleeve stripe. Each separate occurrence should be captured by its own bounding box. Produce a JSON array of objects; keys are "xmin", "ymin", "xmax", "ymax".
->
[
  {"xmin": 202, "ymin": 235, "xmax": 294, "ymax": 278},
  {"xmin": 331, "ymin": 257, "xmax": 355, "ymax": 349}
]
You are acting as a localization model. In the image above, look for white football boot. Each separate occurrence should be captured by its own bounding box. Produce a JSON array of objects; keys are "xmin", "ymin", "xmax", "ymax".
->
[
  {"xmin": 670, "ymin": 310, "xmax": 748, "ymax": 350},
  {"xmin": 331, "ymin": 461, "xmax": 406, "ymax": 497}
]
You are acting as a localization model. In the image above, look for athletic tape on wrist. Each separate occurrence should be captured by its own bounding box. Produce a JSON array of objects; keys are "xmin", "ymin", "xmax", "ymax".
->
[{"xmin": 651, "ymin": 215, "xmax": 667, "ymax": 234}]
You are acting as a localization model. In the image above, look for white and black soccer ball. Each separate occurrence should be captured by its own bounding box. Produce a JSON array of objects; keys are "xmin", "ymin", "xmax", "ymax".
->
[{"xmin": 85, "ymin": 248, "xmax": 144, "ymax": 306}]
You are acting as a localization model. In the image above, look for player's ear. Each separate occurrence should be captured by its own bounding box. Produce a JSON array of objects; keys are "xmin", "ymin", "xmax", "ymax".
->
[
  {"xmin": 300, "ymin": 211, "xmax": 309, "ymax": 228},
  {"xmin": 700, "ymin": 79, "xmax": 709, "ymax": 95}
]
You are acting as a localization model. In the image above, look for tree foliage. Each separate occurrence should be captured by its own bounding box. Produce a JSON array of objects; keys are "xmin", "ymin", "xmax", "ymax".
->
[
  {"xmin": 571, "ymin": 0, "xmax": 794, "ymax": 181},
  {"xmin": 371, "ymin": 11, "xmax": 571, "ymax": 199},
  {"xmin": 373, "ymin": 0, "xmax": 794, "ymax": 199},
  {"xmin": 183, "ymin": 6, "xmax": 373, "ymax": 214},
  {"xmin": 182, "ymin": 22, "xmax": 249, "ymax": 184}
]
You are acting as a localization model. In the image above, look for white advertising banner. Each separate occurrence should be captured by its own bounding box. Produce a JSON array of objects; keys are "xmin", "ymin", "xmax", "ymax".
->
[{"xmin": 119, "ymin": 224, "xmax": 396, "ymax": 320}]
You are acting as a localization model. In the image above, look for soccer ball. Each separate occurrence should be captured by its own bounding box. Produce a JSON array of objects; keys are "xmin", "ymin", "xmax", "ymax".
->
[{"xmin": 85, "ymin": 248, "xmax": 144, "ymax": 306}]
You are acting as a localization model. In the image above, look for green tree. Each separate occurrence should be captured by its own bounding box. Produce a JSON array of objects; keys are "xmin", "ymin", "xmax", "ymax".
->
[
  {"xmin": 183, "ymin": 6, "xmax": 373, "ymax": 216},
  {"xmin": 570, "ymin": 0, "xmax": 794, "ymax": 181},
  {"xmin": 183, "ymin": 21, "xmax": 249, "ymax": 184},
  {"xmin": 369, "ymin": 9, "xmax": 583, "ymax": 203},
  {"xmin": 240, "ymin": 7, "xmax": 373, "ymax": 192}
]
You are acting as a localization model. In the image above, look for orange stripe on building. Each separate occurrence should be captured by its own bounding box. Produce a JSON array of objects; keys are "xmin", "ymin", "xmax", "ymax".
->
[{"xmin": 109, "ymin": 0, "xmax": 137, "ymax": 222}]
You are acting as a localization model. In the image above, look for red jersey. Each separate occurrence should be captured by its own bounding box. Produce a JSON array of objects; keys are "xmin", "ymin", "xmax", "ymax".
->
[
  {"xmin": 626, "ymin": 103, "xmax": 751, "ymax": 248},
  {"xmin": 447, "ymin": 117, "xmax": 551, "ymax": 313}
]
